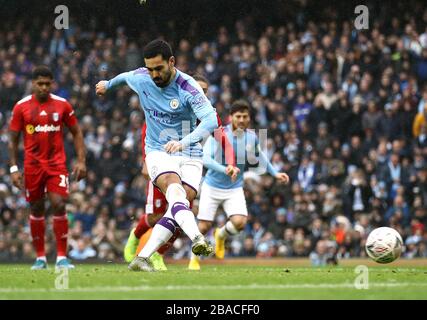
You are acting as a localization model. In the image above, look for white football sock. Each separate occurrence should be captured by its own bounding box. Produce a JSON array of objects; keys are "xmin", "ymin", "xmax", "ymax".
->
[
  {"xmin": 218, "ymin": 220, "xmax": 240, "ymax": 239},
  {"xmin": 165, "ymin": 183, "xmax": 202, "ymax": 241},
  {"xmin": 172, "ymin": 207, "xmax": 202, "ymax": 241},
  {"xmin": 138, "ymin": 217, "xmax": 174, "ymax": 258}
]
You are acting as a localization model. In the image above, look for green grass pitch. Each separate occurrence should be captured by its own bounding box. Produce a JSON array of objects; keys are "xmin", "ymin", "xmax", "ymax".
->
[{"xmin": 1, "ymin": 262, "xmax": 427, "ymax": 299}]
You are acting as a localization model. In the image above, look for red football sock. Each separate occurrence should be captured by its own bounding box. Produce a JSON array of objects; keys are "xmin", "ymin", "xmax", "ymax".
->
[
  {"xmin": 30, "ymin": 215, "xmax": 46, "ymax": 258},
  {"xmin": 53, "ymin": 214, "xmax": 68, "ymax": 257},
  {"xmin": 134, "ymin": 214, "xmax": 152, "ymax": 239},
  {"xmin": 158, "ymin": 228, "xmax": 181, "ymax": 255}
]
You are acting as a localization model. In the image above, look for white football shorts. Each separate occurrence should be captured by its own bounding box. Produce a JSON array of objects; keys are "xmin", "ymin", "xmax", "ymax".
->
[
  {"xmin": 197, "ymin": 181, "xmax": 248, "ymax": 222},
  {"xmin": 145, "ymin": 150, "xmax": 203, "ymax": 194}
]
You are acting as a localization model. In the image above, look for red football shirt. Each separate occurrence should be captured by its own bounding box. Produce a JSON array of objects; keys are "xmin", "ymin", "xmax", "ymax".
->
[{"xmin": 9, "ymin": 94, "xmax": 77, "ymax": 173}]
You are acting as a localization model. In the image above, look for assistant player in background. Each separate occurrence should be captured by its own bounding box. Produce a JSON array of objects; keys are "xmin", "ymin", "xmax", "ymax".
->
[
  {"xmin": 189, "ymin": 99, "xmax": 289, "ymax": 270},
  {"xmin": 8, "ymin": 66, "xmax": 87, "ymax": 270},
  {"xmin": 124, "ymin": 75, "xmax": 239, "ymax": 270},
  {"xmin": 96, "ymin": 39, "xmax": 220, "ymax": 272}
]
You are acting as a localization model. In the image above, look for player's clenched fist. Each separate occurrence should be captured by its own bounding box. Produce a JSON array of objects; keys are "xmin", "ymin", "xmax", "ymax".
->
[
  {"xmin": 275, "ymin": 172, "xmax": 290, "ymax": 184},
  {"xmin": 95, "ymin": 81, "xmax": 108, "ymax": 96}
]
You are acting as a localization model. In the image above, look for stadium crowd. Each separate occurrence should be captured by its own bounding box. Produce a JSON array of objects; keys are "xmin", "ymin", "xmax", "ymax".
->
[{"xmin": 1, "ymin": 1, "xmax": 427, "ymax": 264}]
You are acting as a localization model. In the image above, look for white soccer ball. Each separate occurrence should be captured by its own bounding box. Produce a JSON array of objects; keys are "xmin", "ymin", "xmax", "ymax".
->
[{"xmin": 365, "ymin": 227, "xmax": 403, "ymax": 264}]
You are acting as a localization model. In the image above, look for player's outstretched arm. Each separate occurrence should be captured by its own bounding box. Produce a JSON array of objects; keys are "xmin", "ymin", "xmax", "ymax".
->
[
  {"xmin": 95, "ymin": 71, "xmax": 132, "ymax": 96},
  {"xmin": 8, "ymin": 130, "xmax": 23, "ymax": 190},
  {"xmin": 69, "ymin": 124, "xmax": 87, "ymax": 181}
]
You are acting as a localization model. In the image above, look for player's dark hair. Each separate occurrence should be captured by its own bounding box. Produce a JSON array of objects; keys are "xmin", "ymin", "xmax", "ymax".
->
[
  {"xmin": 143, "ymin": 39, "xmax": 173, "ymax": 61},
  {"xmin": 32, "ymin": 65, "xmax": 53, "ymax": 80},
  {"xmin": 230, "ymin": 99, "xmax": 251, "ymax": 115},
  {"xmin": 193, "ymin": 74, "xmax": 209, "ymax": 85}
]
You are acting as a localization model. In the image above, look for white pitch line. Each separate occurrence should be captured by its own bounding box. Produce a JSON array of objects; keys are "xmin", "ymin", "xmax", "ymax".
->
[{"xmin": 1, "ymin": 282, "xmax": 427, "ymax": 293}]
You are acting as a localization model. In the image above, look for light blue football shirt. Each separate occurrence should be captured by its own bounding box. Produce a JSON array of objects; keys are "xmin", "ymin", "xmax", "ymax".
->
[
  {"xmin": 107, "ymin": 68, "xmax": 218, "ymax": 158},
  {"xmin": 203, "ymin": 124, "xmax": 278, "ymax": 189}
]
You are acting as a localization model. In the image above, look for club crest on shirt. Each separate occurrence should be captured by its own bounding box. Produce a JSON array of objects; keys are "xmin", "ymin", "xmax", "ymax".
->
[
  {"xmin": 26, "ymin": 124, "xmax": 35, "ymax": 135},
  {"xmin": 170, "ymin": 99, "xmax": 179, "ymax": 109},
  {"xmin": 52, "ymin": 112, "xmax": 59, "ymax": 122}
]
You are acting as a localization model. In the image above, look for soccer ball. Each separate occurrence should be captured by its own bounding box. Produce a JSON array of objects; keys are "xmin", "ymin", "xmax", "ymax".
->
[{"xmin": 365, "ymin": 227, "xmax": 403, "ymax": 264}]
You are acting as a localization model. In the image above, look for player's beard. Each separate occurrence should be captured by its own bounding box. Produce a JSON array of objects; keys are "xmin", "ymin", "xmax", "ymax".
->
[{"xmin": 153, "ymin": 69, "xmax": 172, "ymax": 88}]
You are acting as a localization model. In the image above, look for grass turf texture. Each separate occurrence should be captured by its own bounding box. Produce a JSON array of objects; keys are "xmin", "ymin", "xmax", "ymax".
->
[{"xmin": 1, "ymin": 262, "xmax": 427, "ymax": 299}]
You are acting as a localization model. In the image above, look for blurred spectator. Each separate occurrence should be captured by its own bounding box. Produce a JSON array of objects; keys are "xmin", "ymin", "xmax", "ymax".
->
[
  {"xmin": 309, "ymin": 240, "xmax": 337, "ymax": 266},
  {"xmin": 69, "ymin": 238, "xmax": 97, "ymax": 260}
]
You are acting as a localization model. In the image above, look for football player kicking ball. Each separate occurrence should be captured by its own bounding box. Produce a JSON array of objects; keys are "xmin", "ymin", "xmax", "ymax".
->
[
  {"xmin": 188, "ymin": 100, "xmax": 289, "ymax": 270},
  {"xmin": 96, "ymin": 39, "xmax": 228, "ymax": 272},
  {"xmin": 123, "ymin": 75, "xmax": 238, "ymax": 270},
  {"xmin": 123, "ymin": 123, "xmax": 179, "ymax": 270},
  {"xmin": 8, "ymin": 66, "xmax": 86, "ymax": 270}
]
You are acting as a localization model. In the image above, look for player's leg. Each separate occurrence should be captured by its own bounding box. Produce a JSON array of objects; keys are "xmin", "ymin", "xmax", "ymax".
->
[
  {"xmin": 188, "ymin": 182, "xmax": 220, "ymax": 270},
  {"xmin": 178, "ymin": 158, "xmax": 213, "ymax": 256},
  {"xmin": 215, "ymin": 187, "xmax": 248, "ymax": 259},
  {"xmin": 146, "ymin": 191, "xmax": 182, "ymax": 271},
  {"xmin": 196, "ymin": 182, "xmax": 221, "ymax": 235},
  {"xmin": 157, "ymin": 227, "xmax": 181, "ymax": 255},
  {"xmin": 135, "ymin": 185, "xmax": 169, "ymax": 270},
  {"xmin": 135, "ymin": 214, "xmax": 166, "ymax": 255},
  {"xmin": 155, "ymin": 200, "xmax": 191, "ymax": 256},
  {"xmin": 143, "ymin": 198, "xmax": 193, "ymax": 256},
  {"xmin": 134, "ymin": 172, "xmax": 182, "ymax": 261},
  {"xmin": 124, "ymin": 181, "xmax": 164, "ymax": 262},
  {"xmin": 130, "ymin": 152, "xmax": 210, "ymax": 271},
  {"xmin": 214, "ymin": 214, "xmax": 247, "ymax": 258},
  {"xmin": 135, "ymin": 200, "xmax": 190, "ymax": 270},
  {"xmin": 198, "ymin": 220, "xmax": 214, "ymax": 235},
  {"xmin": 29, "ymin": 199, "xmax": 47, "ymax": 269},
  {"xmin": 145, "ymin": 154, "xmax": 208, "ymax": 253},
  {"xmin": 129, "ymin": 152, "xmax": 182, "ymax": 271},
  {"xmin": 47, "ymin": 173, "xmax": 74, "ymax": 269},
  {"xmin": 135, "ymin": 179, "xmax": 165, "ymax": 238},
  {"xmin": 133, "ymin": 184, "xmax": 189, "ymax": 269},
  {"xmin": 25, "ymin": 171, "xmax": 48, "ymax": 270}
]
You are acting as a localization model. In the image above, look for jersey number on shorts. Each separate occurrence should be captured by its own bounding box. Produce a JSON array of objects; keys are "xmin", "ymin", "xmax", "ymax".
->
[{"xmin": 59, "ymin": 174, "xmax": 69, "ymax": 190}]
